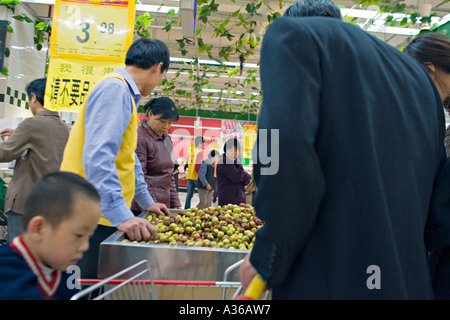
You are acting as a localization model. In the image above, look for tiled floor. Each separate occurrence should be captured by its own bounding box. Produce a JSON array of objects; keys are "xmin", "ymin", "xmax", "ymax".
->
[{"xmin": 176, "ymin": 189, "xmax": 218, "ymax": 210}]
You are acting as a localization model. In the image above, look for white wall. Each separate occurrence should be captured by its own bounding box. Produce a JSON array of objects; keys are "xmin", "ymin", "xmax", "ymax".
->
[{"xmin": 0, "ymin": 4, "xmax": 47, "ymax": 120}]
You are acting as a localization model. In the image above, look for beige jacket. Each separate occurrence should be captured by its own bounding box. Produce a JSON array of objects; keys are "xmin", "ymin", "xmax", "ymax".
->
[{"xmin": 0, "ymin": 109, "xmax": 70, "ymax": 214}]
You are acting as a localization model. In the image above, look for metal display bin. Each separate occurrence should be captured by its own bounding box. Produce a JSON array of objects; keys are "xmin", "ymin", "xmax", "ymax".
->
[{"xmin": 98, "ymin": 212, "xmax": 249, "ymax": 282}]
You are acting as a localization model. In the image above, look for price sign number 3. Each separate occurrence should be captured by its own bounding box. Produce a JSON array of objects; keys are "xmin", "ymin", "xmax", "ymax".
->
[
  {"xmin": 53, "ymin": 3, "xmax": 129, "ymax": 58},
  {"xmin": 76, "ymin": 21, "xmax": 115, "ymax": 44}
]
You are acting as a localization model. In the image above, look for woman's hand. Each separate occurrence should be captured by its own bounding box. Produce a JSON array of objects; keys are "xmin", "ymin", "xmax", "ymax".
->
[{"xmin": 145, "ymin": 202, "xmax": 170, "ymax": 216}]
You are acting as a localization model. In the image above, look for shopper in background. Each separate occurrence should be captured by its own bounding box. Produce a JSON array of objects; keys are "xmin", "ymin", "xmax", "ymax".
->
[
  {"xmin": 0, "ymin": 77, "xmax": 69, "ymax": 242},
  {"xmin": 239, "ymin": 0, "xmax": 446, "ymax": 299},
  {"xmin": 174, "ymin": 162, "xmax": 180, "ymax": 192},
  {"xmin": 181, "ymin": 162, "xmax": 188, "ymax": 179},
  {"xmin": 403, "ymin": 33, "xmax": 450, "ymax": 102},
  {"xmin": 60, "ymin": 38, "xmax": 170, "ymax": 279},
  {"xmin": 130, "ymin": 97, "xmax": 181, "ymax": 212},
  {"xmin": 403, "ymin": 32, "xmax": 450, "ymax": 157},
  {"xmin": 0, "ymin": 171, "xmax": 101, "ymax": 299},
  {"xmin": 184, "ymin": 136, "xmax": 205, "ymax": 209},
  {"xmin": 196, "ymin": 149, "xmax": 220, "ymax": 209},
  {"xmin": 403, "ymin": 32, "xmax": 450, "ymax": 299},
  {"xmin": 216, "ymin": 138, "xmax": 251, "ymax": 206},
  {"xmin": 212, "ymin": 160, "xmax": 218, "ymax": 204}
]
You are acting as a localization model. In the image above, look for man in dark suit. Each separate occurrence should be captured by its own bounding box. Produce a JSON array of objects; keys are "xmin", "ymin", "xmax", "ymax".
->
[{"xmin": 239, "ymin": 0, "xmax": 446, "ymax": 299}]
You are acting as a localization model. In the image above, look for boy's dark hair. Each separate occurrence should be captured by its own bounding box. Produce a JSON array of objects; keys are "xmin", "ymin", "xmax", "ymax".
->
[
  {"xmin": 209, "ymin": 150, "xmax": 219, "ymax": 158},
  {"xmin": 223, "ymin": 138, "xmax": 241, "ymax": 153},
  {"xmin": 125, "ymin": 38, "xmax": 170, "ymax": 72},
  {"xmin": 25, "ymin": 77, "xmax": 47, "ymax": 106},
  {"xmin": 195, "ymin": 136, "xmax": 205, "ymax": 147},
  {"xmin": 283, "ymin": 0, "xmax": 342, "ymax": 19},
  {"xmin": 143, "ymin": 97, "xmax": 179, "ymax": 121},
  {"xmin": 23, "ymin": 171, "xmax": 100, "ymax": 229}
]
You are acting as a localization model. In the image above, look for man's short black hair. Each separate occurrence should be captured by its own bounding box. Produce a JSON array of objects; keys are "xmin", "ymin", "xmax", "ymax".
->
[
  {"xmin": 23, "ymin": 171, "xmax": 100, "ymax": 229},
  {"xmin": 125, "ymin": 38, "xmax": 170, "ymax": 73},
  {"xmin": 25, "ymin": 77, "xmax": 47, "ymax": 106},
  {"xmin": 283, "ymin": 0, "xmax": 342, "ymax": 19}
]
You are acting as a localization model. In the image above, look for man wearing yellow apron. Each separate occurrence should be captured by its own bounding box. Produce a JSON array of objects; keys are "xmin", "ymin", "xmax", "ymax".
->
[
  {"xmin": 60, "ymin": 38, "xmax": 170, "ymax": 278},
  {"xmin": 184, "ymin": 136, "xmax": 205, "ymax": 209}
]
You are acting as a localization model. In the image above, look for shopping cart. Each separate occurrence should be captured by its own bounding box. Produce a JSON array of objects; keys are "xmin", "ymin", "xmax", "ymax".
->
[
  {"xmin": 71, "ymin": 258, "xmax": 270, "ymax": 300},
  {"xmin": 70, "ymin": 259, "xmax": 156, "ymax": 300}
]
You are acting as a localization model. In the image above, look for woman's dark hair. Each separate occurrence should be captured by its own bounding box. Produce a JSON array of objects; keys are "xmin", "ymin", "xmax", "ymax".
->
[
  {"xmin": 223, "ymin": 138, "xmax": 241, "ymax": 153},
  {"xmin": 143, "ymin": 97, "xmax": 179, "ymax": 121},
  {"xmin": 403, "ymin": 32, "xmax": 450, "ymax": 74},
  {"xmin": 283, "ymin": 0, "xmax": 342, "ymax": 19},
  {"xmin": 125, "ymin": 38, "xmax": 170, "ymax": 73},
  {"xmin": 25, "ymin": 77, "xmax": 47, "ymax": 106},
  {"xmin": 23, "ymin": 171, "xmax": 100, "ymax": 229}
]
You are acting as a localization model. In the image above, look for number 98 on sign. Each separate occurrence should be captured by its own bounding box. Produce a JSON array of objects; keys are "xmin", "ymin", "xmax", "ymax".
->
[{"xmin": 52, "ymin": 2, "xmax": 130, "ymax": 60}]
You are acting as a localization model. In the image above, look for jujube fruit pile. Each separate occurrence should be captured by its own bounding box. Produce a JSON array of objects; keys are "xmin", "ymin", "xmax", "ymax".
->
[{"xmin": 122, "ymin": 203, "xmax": 264, "ymax": 250}]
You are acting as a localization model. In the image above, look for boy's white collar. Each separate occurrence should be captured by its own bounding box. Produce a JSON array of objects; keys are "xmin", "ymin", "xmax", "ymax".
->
[{"xmin": 10, "ymin": 235, "xmax": 61, "ymax": 298}]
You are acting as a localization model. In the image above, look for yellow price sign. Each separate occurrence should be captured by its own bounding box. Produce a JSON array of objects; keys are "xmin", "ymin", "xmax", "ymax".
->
[
  {"xmin": 244, "ymin": 125, "xmax": 257, "ymax": 146},
  {"xmin": 44, "ymin": 57, "xmax": 124, "ymax": 112},
  {"xmin": 244, "ymin": 124, "xmax": 257, "ymax": 159},
  {"xmin": 50, "ymin": 0, "xmax": 135, "ymax": 61},
  {"xmin": 45, "ymin": 0, "xmax": 134, "ymax": 112}
]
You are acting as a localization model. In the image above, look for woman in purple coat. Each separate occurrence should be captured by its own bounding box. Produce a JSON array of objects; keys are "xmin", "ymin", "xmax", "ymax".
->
[
  {"xmin": 216, "ymin": 138, "xmax": 251, "ymax": 206},
  {"xmin": 131, "ymin": 97, "xmax": 181, "ymax": 212}
]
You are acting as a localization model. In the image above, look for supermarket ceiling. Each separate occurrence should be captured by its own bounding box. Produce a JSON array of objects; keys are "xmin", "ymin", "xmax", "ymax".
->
[{"xmin": 18, "ymin": 0, "xmax": 450, "ymax": 111}]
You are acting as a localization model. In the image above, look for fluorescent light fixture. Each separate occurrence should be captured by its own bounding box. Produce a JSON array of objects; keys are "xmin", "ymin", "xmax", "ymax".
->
[
  {"xmin": 20, "ymin": 0, "xmax": 54, "ymax": 4},
  {"xmin": 20, "ymin": 0, "xmax": 438, "ymax": 39},
  {"xmin": 362, "ymin": 24, "xmax": 420, "ymax": 36},
  {"xmin": 171, "ymin": 57, "xmax": 259, "ymax": 68},
  {"xmin": 166, "ymin": 70, "xmax": 260, "ymax": 81},
  {"xmin": 202, "ymin": 88, "xmax": 260, "ymax": 96},
  {"xmin": 437, "ymin": 13, "xmax": 450, "ymax": 26},
  {"xmin": 341, "ymin": 7, "xmax": 444, "ymax": 36},
  {"xmin": 341, "ymin": 8, "xmax": 440, "ymax": 23},
  {"xmin": 20, "ymin": 0, "xmax": 181, "ymax": 13},
  {"xmin": 136, "ymin": 4, "xmax": 179, "ymax": 14},
  {"xmin": 341, "ymin": 8, "xmax": 378, "ymax": 19}
]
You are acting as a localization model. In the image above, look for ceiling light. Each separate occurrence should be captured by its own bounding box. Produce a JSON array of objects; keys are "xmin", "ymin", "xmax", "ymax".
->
[
  {"xmin": 341, "ymin": 8, "xmax": 378, "ymax": 19},
  {"xmin": 135, "ymin": 4, "xmax": 179, "ymax": 14},
  {"xmin": 171, "ymin": 57, "xmax": 259, "ymax": 68},
  {"xmin": 361, "ymin": 24, "xmax": 420, "ymax": 36}
]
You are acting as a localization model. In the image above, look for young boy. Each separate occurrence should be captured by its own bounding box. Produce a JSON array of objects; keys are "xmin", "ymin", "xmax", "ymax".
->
[
  {"xmin": 0, "ymin": 171, "xmax": 101, "ymax": 299},
  {"xmin": 196, "ymin": 150, "xmax": 220, "ymax": 209}
]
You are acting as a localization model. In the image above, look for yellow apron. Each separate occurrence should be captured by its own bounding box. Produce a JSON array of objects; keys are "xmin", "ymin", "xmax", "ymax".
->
[
  {"xmin": 60, "ymin": 73, "xmax": 138, "ymax": 227},
  {"xmin": 186, "ymin": 147, "xmax": 203, "ymax": 180}
]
